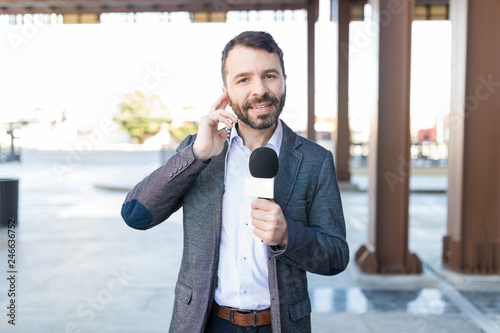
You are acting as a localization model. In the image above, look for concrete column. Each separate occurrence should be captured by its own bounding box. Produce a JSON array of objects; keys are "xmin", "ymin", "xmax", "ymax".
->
[
  {"xmin": 443, "ymin": 0, "xmax": 500, "ymax": 274},
  {"xmin": 355, "ymin": 0, "xmax": 422, "ymax": 274},
  {"xmin": 334, "ymin": 0, "xmax": 352, "ymax": 181},
  {"xmin": 307, "ymin": 0, "xmax": 318, "ymax": 142}
]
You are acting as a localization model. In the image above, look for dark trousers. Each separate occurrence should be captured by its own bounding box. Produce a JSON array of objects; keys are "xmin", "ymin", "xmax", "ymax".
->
[{"xmin": 205, "ymin": 306, "xmax": 272, "ymax": 333}]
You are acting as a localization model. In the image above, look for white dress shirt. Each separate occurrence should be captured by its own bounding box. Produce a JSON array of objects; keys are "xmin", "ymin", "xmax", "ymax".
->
[{"xmin": 214, "ymin": 120, "xmax": 283, "ymax": 311}]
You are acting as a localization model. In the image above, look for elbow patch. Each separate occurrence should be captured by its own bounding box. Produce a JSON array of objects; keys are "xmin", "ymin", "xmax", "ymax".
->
[{"xmin": 121, "ymin": 199, "xmax": 153, "ymax": 230}]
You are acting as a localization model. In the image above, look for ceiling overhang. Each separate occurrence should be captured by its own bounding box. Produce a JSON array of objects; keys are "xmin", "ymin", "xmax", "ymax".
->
[
  {"xmin": 0, "ymin": 0, "xmax": 312, "ymax": 15},
  {"xmin": 0, "ymin": 0, "xmax": 450, "ymax": 16}
]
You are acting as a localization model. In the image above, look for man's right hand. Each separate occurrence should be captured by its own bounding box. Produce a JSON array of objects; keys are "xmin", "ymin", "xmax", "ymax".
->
[{"xmin": 193, "ymin": 91, "xmax": 238, "ymax": 162}]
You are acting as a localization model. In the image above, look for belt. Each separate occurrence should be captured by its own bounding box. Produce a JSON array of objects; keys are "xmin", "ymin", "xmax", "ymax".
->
[{"xmin": 210, "ymin": 302, "xmax": 271, "ymax": 327}]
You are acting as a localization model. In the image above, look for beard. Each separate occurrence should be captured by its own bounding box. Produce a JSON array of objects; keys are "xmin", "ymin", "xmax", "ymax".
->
[{"xmin": 228, "ymin": 89, "xmax": 286, "ymax": 130}]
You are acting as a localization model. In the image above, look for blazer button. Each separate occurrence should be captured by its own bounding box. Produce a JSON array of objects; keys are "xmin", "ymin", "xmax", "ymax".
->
[
  {"xmin": 183, "ymin": 161, "xmax": 188, "ymax": 167},
  {"xmin": 168, "ymin": 172, "xmax": 174, "ymax": 177}
]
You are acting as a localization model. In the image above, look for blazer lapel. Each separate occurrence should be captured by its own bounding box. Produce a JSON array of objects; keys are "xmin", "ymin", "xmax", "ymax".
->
[
  {"xmin": 209, "ymin": 142, "xmax": 228, "ymax": 185},
  {"xmin": 210, "ymin": 141, "xmax": 228, "ymax": 213},
  {"xmin": 274, "ymin": 121, "xmax": 303, "ymax": 211}
]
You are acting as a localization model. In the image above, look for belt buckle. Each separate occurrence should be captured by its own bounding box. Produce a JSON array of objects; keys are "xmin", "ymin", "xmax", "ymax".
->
[
  {"xmin": 229, "ymin": 309, "xmax": 234, "ymax": 324},
  {"xmin": 229, "ymin": 308, "xmax": 242, "ymax": 325}
]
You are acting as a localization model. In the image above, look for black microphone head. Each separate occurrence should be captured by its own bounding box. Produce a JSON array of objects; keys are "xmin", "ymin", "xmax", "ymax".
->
[{"xmin": 249, "ymin": 147, "xmax": 279, "ymax": 178}]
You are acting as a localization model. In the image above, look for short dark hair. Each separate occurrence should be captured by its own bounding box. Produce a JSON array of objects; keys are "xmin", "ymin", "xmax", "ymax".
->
[{"xmin": 221, "ymin": 31, "xmax": 285, "ymax": 85}]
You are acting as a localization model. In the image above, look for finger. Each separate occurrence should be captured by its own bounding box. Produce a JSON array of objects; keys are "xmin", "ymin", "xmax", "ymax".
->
[
  {"xmin": 214, "ymin": 110, "xmax": 238, "ymax": 124},
  {"xmin": 252, "ymin": 228, "xmax": 268, "ymax": 242},
  {"xmin": 207, "ymin": 113, "xmax": 236, "ymax": 129},
  {"xmin": 218, "ymin": 128, "xmax": 228, "ymax": 140},
  {"xmin": 251, "ymin": 198, "xmax": 275, "ymax": 211},
  {"xmin": 251, "ymin": 209, "xmax": 269, "ymax": 221},
  {"xmin": 252, "ymin": 219, "xmax": 272, "ymax": 232},
  {"xmin": 253, "ymin": 212, "xmax": 278, "ymax": 225},
  {"xmin": 209, "ymin": 91, "xmax": 228, "ymax": 112}
]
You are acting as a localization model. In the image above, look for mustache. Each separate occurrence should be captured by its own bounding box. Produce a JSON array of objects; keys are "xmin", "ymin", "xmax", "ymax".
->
[{"xmin": 243, "ymin": 93, "xmax": 279, "ymax": 110}]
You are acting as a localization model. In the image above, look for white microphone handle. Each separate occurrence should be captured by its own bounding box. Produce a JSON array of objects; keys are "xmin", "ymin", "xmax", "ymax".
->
[{"xmin": 245, "ymin": 177, "xmax": 274, "ymax": 199}]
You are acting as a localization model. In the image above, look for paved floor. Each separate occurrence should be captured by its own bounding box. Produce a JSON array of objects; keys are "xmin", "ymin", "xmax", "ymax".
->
[{"xmin": 0, "ymin": 149, "xmax": 499, "ymax": 333}]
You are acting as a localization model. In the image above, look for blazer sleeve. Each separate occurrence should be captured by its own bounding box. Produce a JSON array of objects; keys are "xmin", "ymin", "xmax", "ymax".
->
[
  {"xmin": 121, "ymin": 135, "xmax": 209, "ymax": 230},
  {"xmin": 273, "ymin": 150, "xmax": 349, "ymax": 276}
]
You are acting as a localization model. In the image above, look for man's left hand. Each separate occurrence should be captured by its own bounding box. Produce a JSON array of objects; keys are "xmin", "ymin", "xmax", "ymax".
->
[{"xmin": 251, "ymin": 199, "xmax": 287, "ymax": 246}]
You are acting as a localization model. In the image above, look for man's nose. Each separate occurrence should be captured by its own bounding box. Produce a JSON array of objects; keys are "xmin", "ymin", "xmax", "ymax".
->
[{"xmin": 251, "ymin": 78, "xmax": 268, "ymax": 97}]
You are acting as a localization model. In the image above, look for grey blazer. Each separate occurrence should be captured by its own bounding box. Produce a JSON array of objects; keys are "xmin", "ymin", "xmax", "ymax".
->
[{"xmin": 121, "ymin": 121, "xmax": 349, "ymax": 332}]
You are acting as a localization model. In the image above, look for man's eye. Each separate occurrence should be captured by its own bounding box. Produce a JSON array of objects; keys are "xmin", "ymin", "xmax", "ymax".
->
[
  {"xmin": 238, "ymin": 78, "xmax": 248, "ymax": 83},
  {"xmin": 265, "ymin": 74, "xmax": 275, "ymax": 79}
]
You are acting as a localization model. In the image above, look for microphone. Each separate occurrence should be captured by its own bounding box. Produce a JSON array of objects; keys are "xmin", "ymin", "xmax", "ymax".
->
[{"xmin": 245, "ymin": 147, "xmax": 279, "ymax": 199}]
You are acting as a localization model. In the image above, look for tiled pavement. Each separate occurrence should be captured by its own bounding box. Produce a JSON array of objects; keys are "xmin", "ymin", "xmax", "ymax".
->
[{"xmin": 0, "ymin": 149, "xmax": 499, "ymax": 333}]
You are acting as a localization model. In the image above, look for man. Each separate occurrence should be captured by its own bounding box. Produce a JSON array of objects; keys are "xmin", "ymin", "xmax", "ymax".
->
[{"xmin": 121, "ymin": 31, "xmax": 349, "ymax": 333}]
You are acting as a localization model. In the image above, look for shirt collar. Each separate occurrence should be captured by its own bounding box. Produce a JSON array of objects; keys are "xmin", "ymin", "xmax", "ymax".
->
[{"xmin": 228, "ymin": 119, "xmax": 283, "ymax": 155}]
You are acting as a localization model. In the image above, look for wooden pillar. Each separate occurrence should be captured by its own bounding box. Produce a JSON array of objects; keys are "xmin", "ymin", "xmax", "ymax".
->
[
  {"xmin": 355, "ymin": 0, "xmax": 422, "ymax": 274},
  {"xmin": 443, "ymin": 0, "xmax": 500, "ymax": 274},
  {"xmin": 307, "ymin": 0, "xmax": 318, "ymax": 142},
  {"xmin": 334, "ymin": 0, "xmax": 352, "ymax": 181}
]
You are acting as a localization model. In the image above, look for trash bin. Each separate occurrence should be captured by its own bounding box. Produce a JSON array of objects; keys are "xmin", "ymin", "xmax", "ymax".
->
[{"xmin": 0, "ymin": 179, "xmax": 18, "ymax": 227}]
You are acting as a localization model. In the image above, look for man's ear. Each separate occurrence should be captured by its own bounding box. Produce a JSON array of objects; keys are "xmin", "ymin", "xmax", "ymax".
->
[{"xmin": 222, "ymin": 86, "xmax": 231, "ymax": 106}]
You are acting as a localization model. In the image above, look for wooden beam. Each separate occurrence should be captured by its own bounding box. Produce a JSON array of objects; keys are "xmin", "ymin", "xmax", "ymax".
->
[
  {"xmin": 355, "ymin": 0, "xmax": 422, "ymax": 275},
  {"xmin": 443, "ymin": 0, "xmax": 500, "ymax": 274},
  {"xmin": 306, "ymin": 0, "xmax": 318, "ymax": 142},
  {"xmin": 335, "ymin": 0, "xmax": 352, "ymax": 181},
  {"xmin": 0, "ymin": 0, "xmax": 310, "ymax": 15}
]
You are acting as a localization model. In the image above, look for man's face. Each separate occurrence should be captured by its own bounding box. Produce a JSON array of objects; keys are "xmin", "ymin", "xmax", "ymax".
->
[{"xmin": 223, "ymin": 46, "xmax": 286, "ymax": 130}]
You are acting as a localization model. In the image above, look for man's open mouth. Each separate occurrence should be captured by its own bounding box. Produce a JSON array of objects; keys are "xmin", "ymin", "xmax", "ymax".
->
[{"xmin": 252, "ymin": 103, "xmax": 272, "ymax": 109}]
